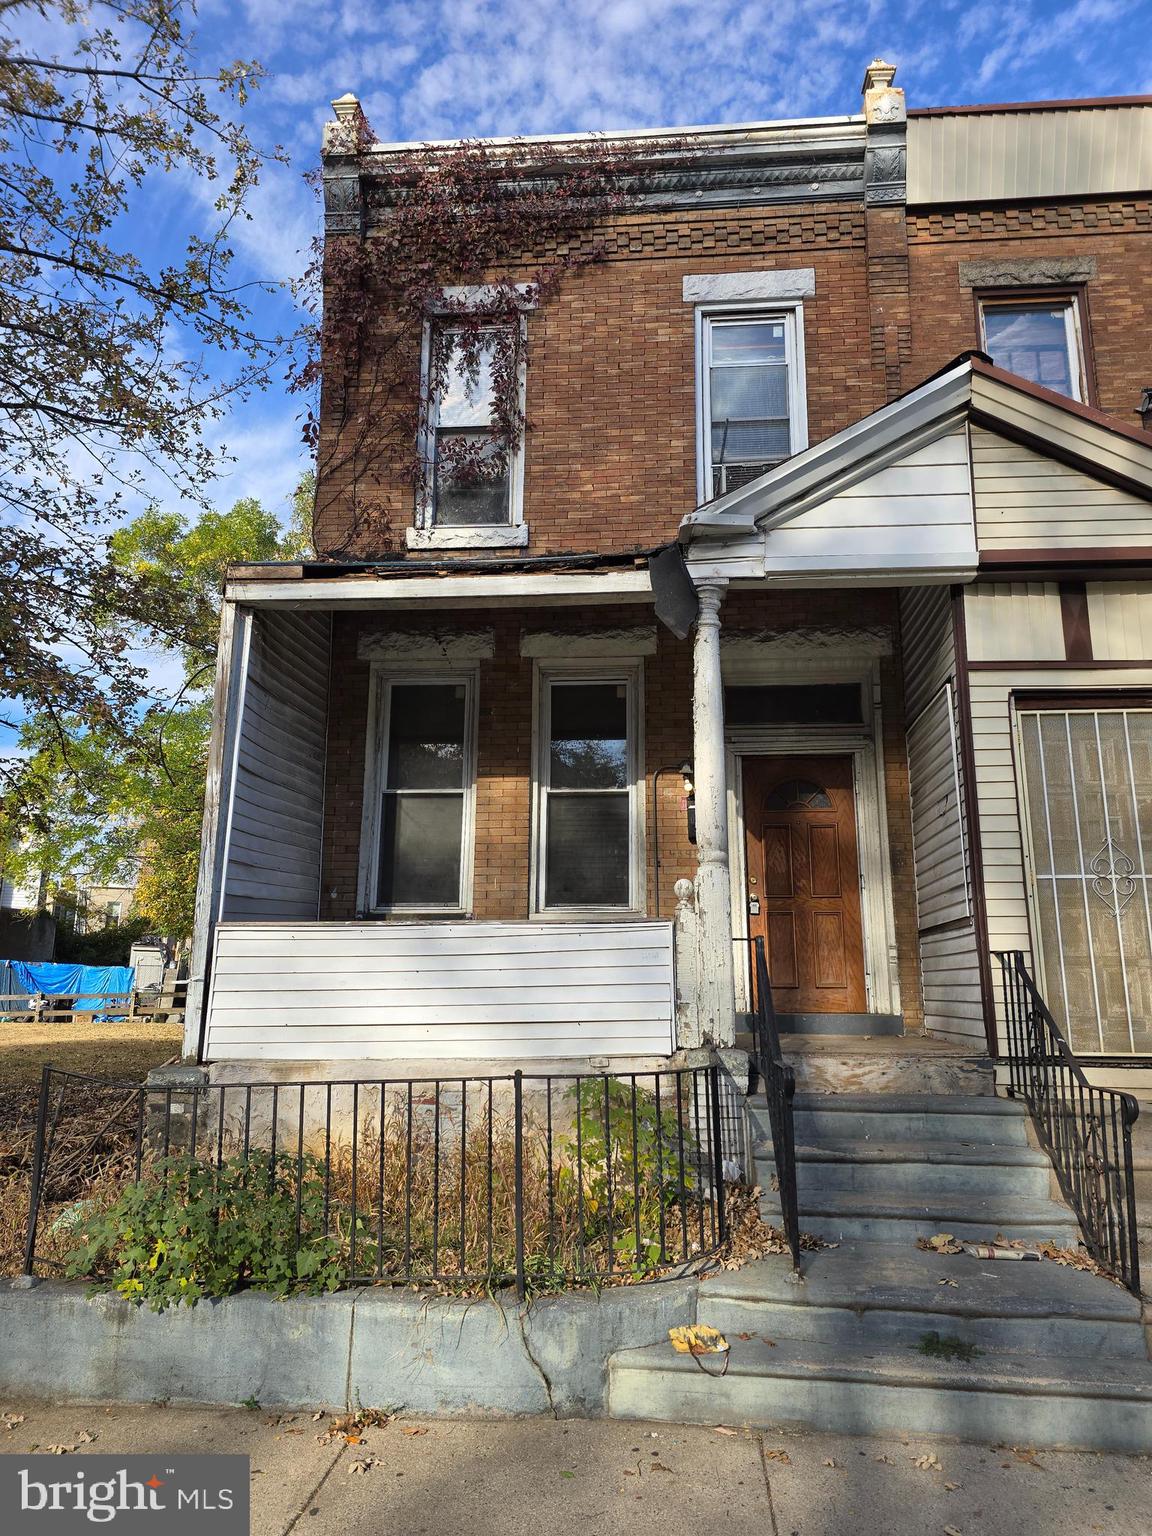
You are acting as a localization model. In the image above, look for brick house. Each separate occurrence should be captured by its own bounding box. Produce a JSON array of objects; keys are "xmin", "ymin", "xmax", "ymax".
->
[{"xmin": 183, "ymin": 65, "xmax": 1152, "ymax": 1085}]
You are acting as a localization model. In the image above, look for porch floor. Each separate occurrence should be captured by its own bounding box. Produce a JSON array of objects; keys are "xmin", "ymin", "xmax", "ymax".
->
[{"xmin": 775, "ymin": 1032, "xmax": 995, "ymax": 1097}]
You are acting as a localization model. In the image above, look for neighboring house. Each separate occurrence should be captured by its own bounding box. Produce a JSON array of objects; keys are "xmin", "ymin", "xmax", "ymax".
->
[{"xmin": 184, "ymin": 64, "xmax": 1152, "ymax": 1084}]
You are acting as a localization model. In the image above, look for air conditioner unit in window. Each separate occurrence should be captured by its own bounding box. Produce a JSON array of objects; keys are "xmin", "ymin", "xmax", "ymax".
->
[{"xmin": 711, "ymin": 461, "xmax": 778, "ymax": 498}]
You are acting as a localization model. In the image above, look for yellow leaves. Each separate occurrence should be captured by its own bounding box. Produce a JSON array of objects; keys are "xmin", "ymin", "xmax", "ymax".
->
[
  {"xmin": 668, "ymin": 1324, "xmax": 728, "ymax": 1355},
  {"xmin": 147, "ymin": 1238, "xmax": 168, "ymax": 1272}
]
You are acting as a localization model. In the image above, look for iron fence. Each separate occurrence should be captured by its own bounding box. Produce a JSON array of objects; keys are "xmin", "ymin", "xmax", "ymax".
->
[
  {"xmin": 996, "ymin": 950, "xmax": 1142, "ymax": 1295},
  {"xmin": 22, "ymin": 1063, "xmax": 729, "ymax": 1299},
  {"xmin": 742, "ymin": 935, "xmax": 801, "ymax": 1270}
]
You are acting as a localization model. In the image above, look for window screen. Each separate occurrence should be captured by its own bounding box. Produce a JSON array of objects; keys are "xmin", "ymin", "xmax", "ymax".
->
[
  {"xmin": 542, "ymin": 680, "xmax": 632, "ymax": 908},
  {"xmin": 376, "ymin": 682, "xmax": 470, "ymax": 908}
]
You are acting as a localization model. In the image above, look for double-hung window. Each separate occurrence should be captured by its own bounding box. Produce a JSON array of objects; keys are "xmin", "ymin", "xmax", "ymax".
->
[
  {"xmin": 411, "ymin": 313, "xmax": 528, "ymax": 548},
  {"xmin": 698, "ymin": 309, "xmax": 806, "ymax": 501},
  {"xmin": 364, "ymin": 673, "xmax": 476, "ymax": 913},
  {"xmin": 535, "ymin": 666, "xmax": 643, "ymax": 913},
  {"xmin": 980, "ymin": 297, "xmax": 1086, "ymax": 401}
]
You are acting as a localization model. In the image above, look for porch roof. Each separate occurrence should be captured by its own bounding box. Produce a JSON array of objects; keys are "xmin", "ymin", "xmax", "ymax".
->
[{"xmin": 680, "ymin": 355, "xmax": 1152, "ymax": 585}]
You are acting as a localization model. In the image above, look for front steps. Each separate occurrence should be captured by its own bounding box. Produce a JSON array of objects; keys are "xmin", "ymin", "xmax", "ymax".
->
[{"xmin": 608, "ymin": 1084, "xmax": 1152, "ymax": 1451}]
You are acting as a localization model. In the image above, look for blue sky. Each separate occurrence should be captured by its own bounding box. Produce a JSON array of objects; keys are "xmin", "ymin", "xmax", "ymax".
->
[
  {"xmin": 183, "ymin": 0, "xmax": 1152, "ymax": 531},
  {"xmin": 3, "ymin": 0, "xmax": 1150, "ymax": 757}
]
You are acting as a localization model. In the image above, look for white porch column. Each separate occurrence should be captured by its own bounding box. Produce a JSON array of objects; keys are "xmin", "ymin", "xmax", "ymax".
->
[{"xmin": 691, "ymin": 582, "xmax": 736, "ymax": 1046}]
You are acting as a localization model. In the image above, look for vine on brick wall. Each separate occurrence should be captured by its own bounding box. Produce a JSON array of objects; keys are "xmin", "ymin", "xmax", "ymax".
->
[{"xmin": 292, "ymin": 111, "xmax": 689, "ymax": 556}]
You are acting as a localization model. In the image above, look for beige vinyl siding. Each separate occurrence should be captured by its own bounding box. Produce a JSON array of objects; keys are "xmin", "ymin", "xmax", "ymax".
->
[
  {"xmin": 965, "ymin": 583, "xmax": 1064, "ymax": 661},
  {"xmin": 899, "ymin": 587, "xmax": 985, "ymax": 1044},
  {"xmin": 220, "ymin": 612, "xmax": 331, "ymax": 921},
  {"xmin": 908, "ymin": 104, "xmax": 1152, "ymax": 205},
  {"xmin": 203, "ymin": 920, "xmax": 676, "ymax": 1061},
  {"xmin": 972, "ymin": 428, "xmax": 1152, "ymax": 551},
  {"xmin": 1087, "ymin": 582, "xmax": 1152, "ymax": 662},
  {"xmin": 965, "ymin": 666, "xmax": 1152, "ymax": 1051}
]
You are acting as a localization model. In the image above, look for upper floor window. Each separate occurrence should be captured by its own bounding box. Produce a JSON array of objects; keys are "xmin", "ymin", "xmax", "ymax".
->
[
  {"xmin": 980, "ymin": 297, "xmax": 1085, "ymax": 402},
  {"xmin": 697, "ymin": 308, "xmax": 807, "ymax": 502},
  {"xmin": 410, "ymin": 316, "xmax": 528, "ymax": 549}
]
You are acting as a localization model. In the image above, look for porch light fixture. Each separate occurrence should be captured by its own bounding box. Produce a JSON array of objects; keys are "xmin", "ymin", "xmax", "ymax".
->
[
  {"xmin": 1137, "ymin": 387, "xmax": 1152, "ymax": 432},
  {"xmin": 681, "ymin": 761, "xmax": 697, "ymax": 845}
]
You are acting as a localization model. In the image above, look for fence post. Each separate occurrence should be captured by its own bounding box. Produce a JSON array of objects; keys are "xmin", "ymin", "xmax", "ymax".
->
[
  {"xmin": 21, "ymin": 1065, "xmax": 52, "ymax": 1279},
  {"xmin": 708, "ymin": 1063, "xmax": 727, "ymax": 1246},
  {"xmin": 513, "ymin": 1070, "xmax": 526, "ymax": 1302}
]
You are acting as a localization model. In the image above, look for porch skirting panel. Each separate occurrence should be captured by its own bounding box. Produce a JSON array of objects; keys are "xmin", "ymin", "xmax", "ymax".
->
[{"xmin": 203, "ymin": 920, "xmax": 676, "ymax": 1061}]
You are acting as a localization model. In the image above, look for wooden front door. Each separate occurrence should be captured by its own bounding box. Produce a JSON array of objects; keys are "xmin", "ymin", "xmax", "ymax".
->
[{"xmin": 743, "ymin": 755, "xmax": 867, "ymax": 1014}]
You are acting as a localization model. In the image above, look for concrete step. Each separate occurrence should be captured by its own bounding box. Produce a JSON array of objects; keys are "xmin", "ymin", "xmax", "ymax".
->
[
  {"xmin": 696, "ymin": 1243, "xmax": 1146, "ymax": 1359},
  {"xmin": 757, "ymin": 1188, "xmax": 1080, "ymax": 1247},
  {"xmin": 758, "ymin": 1093, "xmax": 1031, "ymax": 1148},
  {"xmin": 772, "ymin": 1141, "xmax": 1054, "ymax": 1201},
  {"xmin": 607, "ymin": 1332, "xmax": 1152, "ymax": 1453}
]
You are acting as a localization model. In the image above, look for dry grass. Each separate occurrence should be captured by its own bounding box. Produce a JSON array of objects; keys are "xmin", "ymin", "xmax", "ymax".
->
[
  {"xmin": 0, "ymin": 1020, "xmax": 180, "ymax": 1276},
  {"xmin": 0, "ymin": 1018, "xmax": 183, "ymax": 1088}
]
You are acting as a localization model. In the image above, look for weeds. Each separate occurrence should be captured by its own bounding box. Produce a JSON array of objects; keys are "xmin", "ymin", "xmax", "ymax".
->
[{"xmin": 917, "ymin": 1331, "xmax": 982, "ymax": 1362}]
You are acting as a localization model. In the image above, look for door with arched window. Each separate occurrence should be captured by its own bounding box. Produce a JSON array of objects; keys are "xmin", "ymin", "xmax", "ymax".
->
[{"xmin": 743, "ymin": 755, "xmax": 867, "ymax": 1017}]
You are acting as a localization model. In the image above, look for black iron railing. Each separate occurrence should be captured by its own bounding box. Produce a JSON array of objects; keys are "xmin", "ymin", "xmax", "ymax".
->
[
  {"xmin": 22, "ymin": 1064, "xmax": 729, "ymax": 1299},
  {"xmin": 996, "ymin": 950, "xmax": 1142, "ymax": 1296},
  {"xmin": 743, "ymin": 935, "xmax": 801, "ymax": 1270}
]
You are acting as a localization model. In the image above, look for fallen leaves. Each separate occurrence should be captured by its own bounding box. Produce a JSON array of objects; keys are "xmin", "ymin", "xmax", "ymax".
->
[
  {"xmin": 712, "ymin": 1427, "xmax": 739, "ymax": 1437},
  {"xmin": 401, "ymin": 1426, "xmax": 428, "ymax": 1437},
  {"xmin": 347, "ymin": 1457, "xmax": 377, "ymax": 1476},
  {"xmin": 669, "ymin": 1324, "xmax": 728, "ymax": 1356},
  {"xmin": 713, "ymin": 1184, "xmax": 833, "ymax": 1270},
  {"xmin": 944, "ymin": 1482, "xmax": 960, "ymax": 1492},
  {"xmin": 2, "ymin": 1413, "xmax": 26, "ymax": 1431},
  {"xmin": 316, "ymin": 1408, "xmax": 394, "ymax": 1447},
  {"xmin": 873, "ymin": 1453, "xmax": 894, "ymax": 1465},
  {"xmin": 912, "ymin": 1452, "xmax": 942, "ymax": 1471},
  {"xmin": 763, "ymin": 1448, "xmax": 791, "ymax": 1464},
  {"xmin": 917, "ymin": 1233, "xmax": 963, "ymax": 1255},
  {"xmin": 943, "ymin": 1525, "xmax": 963, "ymax": 1535}
]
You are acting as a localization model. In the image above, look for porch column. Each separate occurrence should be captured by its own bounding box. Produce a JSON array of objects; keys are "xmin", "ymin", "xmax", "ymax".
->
[{"xmin": 691, "ymin": 581, "xmax": 736, "ymax": 1046}]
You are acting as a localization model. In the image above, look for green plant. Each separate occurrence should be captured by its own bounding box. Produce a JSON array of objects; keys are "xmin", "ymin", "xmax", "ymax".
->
[
  {"xmin": 917, "ymin": 1331, "xmax": 982, "ymax": 1362},
  {"xmin": 556, "ymin": 1078, "xmax": 699, "ymax": 1276},
  {"xmin": 65, "ymin": 1153, "xmax": 348, "ymax": 1310}
]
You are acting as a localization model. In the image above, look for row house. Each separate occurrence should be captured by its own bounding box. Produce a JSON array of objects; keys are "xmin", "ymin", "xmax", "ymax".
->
[{"xmin": 183, "ymin": 66, "xmax": 1152, "ymax": 1090}]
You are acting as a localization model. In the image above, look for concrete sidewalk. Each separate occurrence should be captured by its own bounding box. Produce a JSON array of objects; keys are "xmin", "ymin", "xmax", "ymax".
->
[{"xmin": 0, "ymin": 1400, "xmax": 1146, "ymax": 1536}]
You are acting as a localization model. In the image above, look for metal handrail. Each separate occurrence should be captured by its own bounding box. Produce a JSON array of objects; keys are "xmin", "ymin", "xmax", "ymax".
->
[
  {"xmin": 995, "ymin": 950, "xmax": 1142, "ymax": 1296},
  {"xmin": 743, "ymin": 935, "xmax": 801, "ymax": 1270}
]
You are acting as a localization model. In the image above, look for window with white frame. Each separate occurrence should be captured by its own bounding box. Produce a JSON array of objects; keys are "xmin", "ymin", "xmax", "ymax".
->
[
  {"xmin": 979, "ymin": 297, "xmax": 1085, "ymax": 401},
  {"xmin": 698, "ymin": 308, "xmax": 806, "ymax": 501},
  {"xmin": 415, "ymin": 322, "xmax": 525, "ymax": 535},
  {"xmin": 535, "ymin": 667, "xmax": 643, "ymax": 912},
  {"xmin": 363, "ymin": 673, "xmax": 476, "ymax": 912}
]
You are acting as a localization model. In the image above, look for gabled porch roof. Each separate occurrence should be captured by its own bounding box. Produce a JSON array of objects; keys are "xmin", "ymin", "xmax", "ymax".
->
[{"xmin": 681, "ymin": 355, "xmax": 1152, "ymax": 585}]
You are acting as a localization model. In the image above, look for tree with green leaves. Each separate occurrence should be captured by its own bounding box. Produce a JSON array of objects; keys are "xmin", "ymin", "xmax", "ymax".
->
[
  {"xmin": 0, "ymin": 0, "xmax": 287, "ymax": 810},
  {"xmin": 2, "ymin": 486, "xmax": 311, "ymax": 941}
]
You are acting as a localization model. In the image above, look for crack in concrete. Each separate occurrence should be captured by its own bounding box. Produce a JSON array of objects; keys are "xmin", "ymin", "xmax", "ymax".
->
[
  {"xmin": 344, "ymin": 1289, "xmax": 358, "ymax": 1410},
  {"xmin": 516, "ymin": 1305, "xmax": 558, "ymax": 1418},
  {"xmin": 281, "ymin": 1443, "xmax": 346, "ymax": 1536}
]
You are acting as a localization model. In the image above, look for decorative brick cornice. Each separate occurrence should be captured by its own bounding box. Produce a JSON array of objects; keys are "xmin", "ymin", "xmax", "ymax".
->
[{"xmin": 909, "ymin": 199, "xmax": 1152, "ymax": 241}]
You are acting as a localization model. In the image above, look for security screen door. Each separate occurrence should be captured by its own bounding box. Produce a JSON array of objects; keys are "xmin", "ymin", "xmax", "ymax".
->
[{"xmin": 1018, "ymin": 707, "xmax": 1152, "ymax": 1055}]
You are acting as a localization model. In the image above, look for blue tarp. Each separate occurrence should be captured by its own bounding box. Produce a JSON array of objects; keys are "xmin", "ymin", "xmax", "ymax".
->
[{"xmin": 10, "ymin": 960, "xmax": 135, "ymax": 1014}]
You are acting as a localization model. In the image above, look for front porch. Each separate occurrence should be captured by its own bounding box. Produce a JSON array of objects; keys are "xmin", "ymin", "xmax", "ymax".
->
[{"xmin": 186, "ymin": 574, "xmax": 941, "ymax": 1071}]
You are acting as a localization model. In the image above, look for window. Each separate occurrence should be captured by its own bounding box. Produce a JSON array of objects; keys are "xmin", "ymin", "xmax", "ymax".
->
[
  {"xmin": 1017, "ymin": 705, "xmax": 1152, "ymax": 1055},
  {"xmin": 363, "ymin": 674, "xmax": 476, "ymax": 913},
  {"xmin": 725, "ymin": 683, "xmax": 864, "ymax": 728},
  {"xmin": 980, "ymin": 298, "xmax": 1085, "ymax": 401},
  {"xmin": 535, "ymin": 667, "xmax": 643, "ymax": 912},
  {"xmin": 411, "ymin": 316, "xmax": 528, "ymax": 548},
  {"xmin": 697, "ymin": 308, "xmax": 806, "ymax": 501}
]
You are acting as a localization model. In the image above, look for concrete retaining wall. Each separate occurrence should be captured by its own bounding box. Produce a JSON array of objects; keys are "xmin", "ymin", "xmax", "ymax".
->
[{"xmin": 0, "ymin": 1279, "xmax": 700, "ymax": 1416}]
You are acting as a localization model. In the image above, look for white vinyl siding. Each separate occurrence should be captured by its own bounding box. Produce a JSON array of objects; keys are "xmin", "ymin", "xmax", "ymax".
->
[
  {"xmin": 964, "ymin": 583, "xmax": 1065, "ymax": 661},
  {"xmin": 899, "ymin": 586, "xmax": 985, "ymax": 1044},
  {"xmin": 759, "ymin": 427, "xmax": 976, "ymax": 578},
  {"xmin": 203, "ymin": 920, "xmax": 676, "ymax": 1061},
  {"xmin": 221, "ymin": 612, "xmax": 331, "ymax": 921},
  {"xmin": 1087, "ymin": 583, "xmax": 1152, "ymax": 662}
]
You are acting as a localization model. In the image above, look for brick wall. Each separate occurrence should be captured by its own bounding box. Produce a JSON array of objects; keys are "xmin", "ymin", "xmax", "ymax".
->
[
  {"xmin": 906, "ymin": 199, "xmax": 1152, "ymax": 412},
  {"xmin": 319, "ymin": 589, "xmax": 925, "ymax": 1031},
  {"xmin": 314, "ymin": 203, "xmax": 881, "ymax": 558}
]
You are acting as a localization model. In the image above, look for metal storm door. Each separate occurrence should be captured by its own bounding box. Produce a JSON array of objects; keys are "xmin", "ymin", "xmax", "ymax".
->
[{"xmin": 1018, "ymin": 708, "xmax": 1152, "ymax": 1055}]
